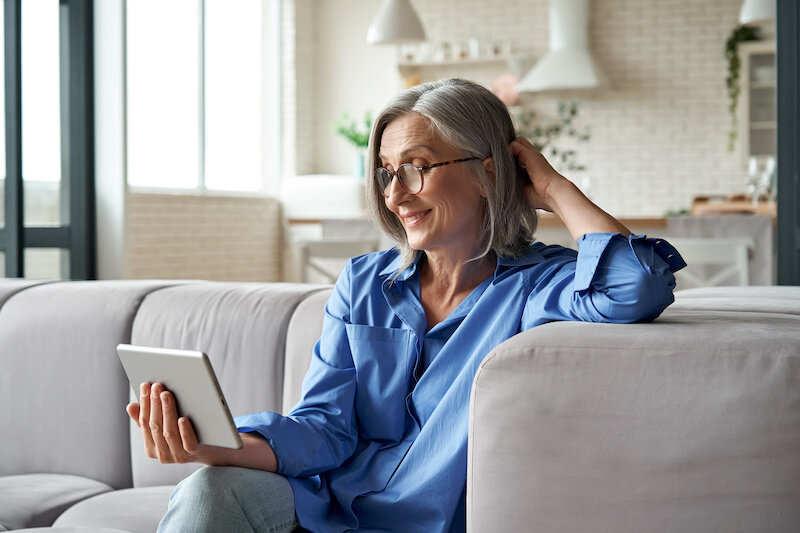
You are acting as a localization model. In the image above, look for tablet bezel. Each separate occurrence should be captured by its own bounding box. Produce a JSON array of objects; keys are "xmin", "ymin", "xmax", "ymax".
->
[{"xmin": 117, "ymin": 344, "xmax": 243, "ymax": 449}]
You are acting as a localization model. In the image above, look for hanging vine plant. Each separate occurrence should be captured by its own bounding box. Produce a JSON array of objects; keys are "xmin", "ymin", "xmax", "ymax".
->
[{"xmin": 725, "ymin": 25, "xmax": 760, "ymax": 151}]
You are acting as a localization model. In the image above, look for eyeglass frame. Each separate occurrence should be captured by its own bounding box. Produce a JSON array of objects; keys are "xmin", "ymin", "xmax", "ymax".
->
[{"xmin": 376, "ymin": 157, "xmax": 482, "ymax": 197}]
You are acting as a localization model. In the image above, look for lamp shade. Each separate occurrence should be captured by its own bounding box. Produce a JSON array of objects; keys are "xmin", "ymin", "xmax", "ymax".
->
[
  {"xmin": 739, "ymin": 0, "xmax": 775, "ymax": 25},
  {"xmin": 366, "ymin": 0, "xmax": 426, "ymax": 45}
]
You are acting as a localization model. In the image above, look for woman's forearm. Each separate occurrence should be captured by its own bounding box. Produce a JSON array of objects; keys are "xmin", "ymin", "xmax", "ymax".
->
[
  {"xmin": 204, "ymin": 432, "xmax": 278, "ymax": 472},
  {"xmin": 546, "ymin": 178, "xmax": 630, "ymax": 242}
]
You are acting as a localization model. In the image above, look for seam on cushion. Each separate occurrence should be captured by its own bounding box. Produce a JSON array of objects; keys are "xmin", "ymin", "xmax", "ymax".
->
[
  {"xmin": 669, "ymin": 306, "xmax": 800, "ymax": 317},
  {"xmin": 123, "ymin": 282, "xmax": 198, "ymax": 344},
  {"xmin": 492, "ymin": 342, "xmax": 799, "ymax": 359},
  {"xmin": 0, "ymin": 279, "xmax": 62, "ymax": 312}
]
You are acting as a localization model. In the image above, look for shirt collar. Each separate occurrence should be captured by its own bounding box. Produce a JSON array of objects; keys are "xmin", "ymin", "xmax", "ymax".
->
[
  {"xmin": 379, "ymin": 243, "xmax": 547, "ymax": 281},
  {"xmin": 378, "ymin": 251, "xmax": 419, "ymax": 282},
  {"xmin": 496, "ymin": 242, "xmax": 547, "ymax": 268}
]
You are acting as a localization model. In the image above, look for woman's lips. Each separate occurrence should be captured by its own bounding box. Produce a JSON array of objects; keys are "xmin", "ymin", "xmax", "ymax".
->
[{"xmin": 402, "ymin": 210, "xmax": 431, "ymax": 228}]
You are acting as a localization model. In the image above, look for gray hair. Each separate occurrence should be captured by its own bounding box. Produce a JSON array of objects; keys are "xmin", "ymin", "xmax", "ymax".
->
[{"xmin": 366, "ymin": 78, "xmax": 538, "ymax": 275}]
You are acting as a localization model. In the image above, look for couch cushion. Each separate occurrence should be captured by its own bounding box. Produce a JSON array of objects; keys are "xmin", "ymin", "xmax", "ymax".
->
[
  {"xmin": 282, "ymin": 288, "xmax": 332, "ymax": 413},
  {"xmin": 673, "ymin": 286, "xmax": 800, "ymax": 315},
  {"xmin": 128, "ymin": 282, "xmax": 328, "ymax": 487},
  {"xmin": 0, "ymin": 474, "xmax": 112, "ymax": 529},
  {"xmin": 0, "ymin": 279, "xmax": 53, "ymax": 308},
  {"xmin": 52, "ymin": 486, "xmax": 172, "ymax": 533},
  {"xmin": 0, "ymin": 281, "xmax": 178, "ymax": 489},
  {"xmin": 468, "ymin": 307, "xmax": 800, "ymax": 533}
]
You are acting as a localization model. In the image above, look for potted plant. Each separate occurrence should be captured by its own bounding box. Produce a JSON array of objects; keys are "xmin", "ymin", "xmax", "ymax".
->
[
  {"xmin": 516, "ymin": 100, "xmax": 590, "ymax": 173},
  {"xmin": 725, "ymin": 25, "xmax": 760, "ymax": 151},
  {"xmin": 335, "ymin": 111, "xmax": 373, "ymax": 178}
]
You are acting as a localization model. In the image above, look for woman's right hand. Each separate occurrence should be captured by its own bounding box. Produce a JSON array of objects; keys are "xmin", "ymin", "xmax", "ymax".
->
[
  {"xmin": 126, "ymin": 382, "xmax": 219, "ymax": 465},
  {"xmin": 126, "ymin": 382, "xmax": 280, "ymax": 472}
]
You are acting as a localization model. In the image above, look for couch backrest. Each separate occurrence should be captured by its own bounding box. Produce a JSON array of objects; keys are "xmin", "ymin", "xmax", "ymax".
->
[
  {"xmin": 128, "ymin": 282, "xmax": 329, "ymax": 487},
  {"xmin": 0, "ymin": 279, "xmax": 52, "ymax": 307},
  {"xmin": 0, "ymin": 280, "xmax": 174, "ymax": 490},
  {"xmin": 468, "ymin": 288, "xmax": 800, "ymax": 532}
]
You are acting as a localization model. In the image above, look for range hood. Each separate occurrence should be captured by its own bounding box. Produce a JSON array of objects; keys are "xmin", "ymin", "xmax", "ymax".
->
[{"xmin": 517, "ymin": 0, "xmax": 608, "ymax": 92}]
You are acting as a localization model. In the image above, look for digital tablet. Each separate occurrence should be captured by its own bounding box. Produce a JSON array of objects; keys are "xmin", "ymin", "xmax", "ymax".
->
[{"xmin": 117, "ymin": 344, "xmax": 243, "ymax": 449}]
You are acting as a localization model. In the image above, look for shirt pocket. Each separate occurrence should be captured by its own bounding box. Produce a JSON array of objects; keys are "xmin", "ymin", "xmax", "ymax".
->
[{"xmin": 345, "ymin": 323, "xmax": 416, "ymax": 442}]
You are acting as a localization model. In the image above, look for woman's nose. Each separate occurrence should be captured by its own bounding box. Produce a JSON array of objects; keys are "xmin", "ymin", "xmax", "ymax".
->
[{"xmin": 383, "ymin": 175, "xmax": 411, "ymax": 204}]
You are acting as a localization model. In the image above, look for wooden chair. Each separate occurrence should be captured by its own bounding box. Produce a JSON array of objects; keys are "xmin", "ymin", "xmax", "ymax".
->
[
  {"xmin": 669, "ymin": 237, "xmax": 754, "ymax": 288},
  {"xmin": 295, "ymin": 238, "xmax": 380, "ymax": 283}
]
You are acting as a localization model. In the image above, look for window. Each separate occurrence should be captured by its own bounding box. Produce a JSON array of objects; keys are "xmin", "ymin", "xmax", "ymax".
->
[
  {"xmin": 0, "ymin": 0, "xmax": 94, "ymax": 279},
  {"xmin": 126, "ymin": 0, "xmax": 281, "ymax": 193}
]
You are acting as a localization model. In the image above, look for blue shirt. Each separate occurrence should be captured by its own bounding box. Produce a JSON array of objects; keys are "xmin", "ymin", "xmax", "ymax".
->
[{"xmin": 236, "ymin": 233, "xmax": 685, "ymax": 533}]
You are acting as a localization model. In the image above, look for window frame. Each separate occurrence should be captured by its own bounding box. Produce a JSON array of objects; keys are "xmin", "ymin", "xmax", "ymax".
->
[
  {"xmin": 777, "ymin": 0, "xmax": 800, "ymax": 284},
  {"xmin": 1, "ymin": 0, "xmax": 96, "ymax": 279}
]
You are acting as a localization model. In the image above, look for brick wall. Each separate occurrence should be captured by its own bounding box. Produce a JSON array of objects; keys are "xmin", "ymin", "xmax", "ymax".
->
[
  {"xmin": 285, "ymin": 0, "xmax": 316, "ymax": 177},
  {"xmin": 126, "ymin": 192, "xmax": 283, "ymax": 281},
  {"xmin": 311, "ymin": 0, "xmax": 749, "ymax": 217}
]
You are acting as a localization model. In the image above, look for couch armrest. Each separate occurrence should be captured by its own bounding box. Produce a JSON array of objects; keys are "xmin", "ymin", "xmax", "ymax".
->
[{"xmin": 467, "ymin": 308, "xmax": 800, "ymax": 533}]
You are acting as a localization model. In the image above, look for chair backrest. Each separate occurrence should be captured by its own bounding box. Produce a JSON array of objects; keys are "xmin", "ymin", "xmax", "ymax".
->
[
  {"xmin": 296, "ymin": 238, "xmax": 379, "ymax": 283},
  {"xmin": 669, "ymin": 237, "xmax": 753, "ymax": 288}
]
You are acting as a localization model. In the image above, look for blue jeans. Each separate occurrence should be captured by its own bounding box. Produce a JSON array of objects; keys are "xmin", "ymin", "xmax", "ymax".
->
[{"xmin": 158, "ymin": 466, "xmax": 301, "ymax": 533}]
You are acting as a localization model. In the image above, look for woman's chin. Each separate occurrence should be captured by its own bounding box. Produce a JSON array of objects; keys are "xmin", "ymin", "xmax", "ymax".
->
[{"xmin": 404, "ymin": 234, "xmax": 429, "ymax": 252}]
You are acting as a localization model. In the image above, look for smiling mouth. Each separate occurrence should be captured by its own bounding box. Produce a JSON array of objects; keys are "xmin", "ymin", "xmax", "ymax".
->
[{"xmin": 403, "ymin": 210, "xmax": 430, "ymax": 227}]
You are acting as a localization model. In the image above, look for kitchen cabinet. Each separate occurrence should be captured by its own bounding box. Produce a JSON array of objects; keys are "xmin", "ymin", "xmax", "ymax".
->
[{"xmin": 738, "ymin": 40, "xmax": 776, "ymax": 167}]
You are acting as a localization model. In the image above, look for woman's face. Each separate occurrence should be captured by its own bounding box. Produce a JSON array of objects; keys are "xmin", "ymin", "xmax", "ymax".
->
[{"xmin": 379, "ymin": 113, "xmax": 486, "ymax": 258}]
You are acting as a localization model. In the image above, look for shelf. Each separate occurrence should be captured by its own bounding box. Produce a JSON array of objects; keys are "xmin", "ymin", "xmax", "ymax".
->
[
  {"xmin": 397, "ymin": 53, "xmax": 531, "ymax": 79},
  {"xmin": 398, "ymin": 56, "xmax": 510, "ymax": 69}
]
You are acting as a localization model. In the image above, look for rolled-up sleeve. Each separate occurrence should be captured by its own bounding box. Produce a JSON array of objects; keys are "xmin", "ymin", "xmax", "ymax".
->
[
  {"xmin": 523, "ymin": 233, "xmax": 685, "ymax": 327},
  {"xmin": 235, "ymin": 263, "xmax": 359, "ymax": 477}
]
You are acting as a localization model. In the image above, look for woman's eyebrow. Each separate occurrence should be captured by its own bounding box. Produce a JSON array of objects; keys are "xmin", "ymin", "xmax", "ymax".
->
[{"xmin": 378, "ymin": 144, "xmax": 437, "ymax": 162}]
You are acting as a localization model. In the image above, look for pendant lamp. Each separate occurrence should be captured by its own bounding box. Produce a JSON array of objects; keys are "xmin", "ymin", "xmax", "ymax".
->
[
  {"xmin": 739, "ymin": 0, "xmax": 775, "ymax": 25},
  {"xmin": 367, "ymin": 0, "xmax": 426, "ymax": 45}
]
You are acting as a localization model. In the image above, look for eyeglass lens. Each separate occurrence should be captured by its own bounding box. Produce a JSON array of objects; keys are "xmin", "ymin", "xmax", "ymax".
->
[{"xmin": 377, "ymin": 164, "xmax": 423, "ymax": 196}]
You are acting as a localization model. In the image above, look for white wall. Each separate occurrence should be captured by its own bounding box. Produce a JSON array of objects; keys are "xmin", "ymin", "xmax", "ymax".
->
[
  {"xmin": 306, "ymin": 0, "xmax": 750, "ymax": 218},
  {"xmin": 311, "ymin": 0, "xmax": 401, "ymax": 176},
  {"xmin": 94, "ymin": 0, "xmax": 128, "ymax": 280}
]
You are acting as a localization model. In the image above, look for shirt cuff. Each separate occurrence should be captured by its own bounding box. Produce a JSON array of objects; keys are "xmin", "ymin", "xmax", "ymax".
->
[
  {"xmin": 574, "ymin": 233, "xmax": 618, "ymax": 291},
  {"xmin": 574, "ymin": 233, "xmax": 686, "ymax": 292}
]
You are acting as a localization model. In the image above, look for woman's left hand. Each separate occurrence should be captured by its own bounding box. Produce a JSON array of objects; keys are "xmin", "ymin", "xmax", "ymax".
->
[
  {"xmin": 509, "ymin": 136, "xmax": 570, "ymax": 213},
  {"xmin": 510, "ymin": 136, "xmax": 631, "ymax": 240}
]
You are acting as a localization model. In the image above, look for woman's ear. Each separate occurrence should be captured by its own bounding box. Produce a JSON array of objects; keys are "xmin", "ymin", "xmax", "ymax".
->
[
  {"xmin": 482, "ymin": 157, "xmax": 495, "ymax": 178},
  {"xmin": 473, "ymin": 157, "xmax": 493, "ymax": 198}
]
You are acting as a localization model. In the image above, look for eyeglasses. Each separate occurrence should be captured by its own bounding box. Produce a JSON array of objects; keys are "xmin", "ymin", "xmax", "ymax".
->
[{"xmin": 376, "ymin": 157, "xmax": 481, "ymax": 197}]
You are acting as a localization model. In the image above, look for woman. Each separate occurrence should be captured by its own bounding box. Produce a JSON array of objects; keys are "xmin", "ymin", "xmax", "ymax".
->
[{"xmin": 128, "ymin": 78, "xmax": 684, "ymax": 532}]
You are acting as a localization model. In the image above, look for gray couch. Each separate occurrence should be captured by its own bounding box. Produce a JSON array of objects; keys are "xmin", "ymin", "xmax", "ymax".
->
[{"xmin": 1, "ymin": 279, "xmax": 798, "ymax": 532}]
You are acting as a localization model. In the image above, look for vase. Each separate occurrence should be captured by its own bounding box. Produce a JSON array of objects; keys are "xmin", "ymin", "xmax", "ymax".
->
[{"xmin": 352, "ymin": 150, "xmax": 366, "ymax": 179}]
